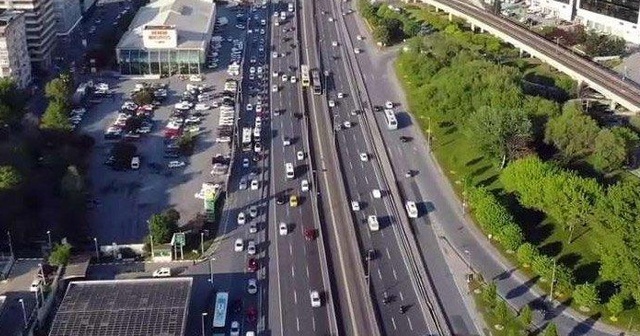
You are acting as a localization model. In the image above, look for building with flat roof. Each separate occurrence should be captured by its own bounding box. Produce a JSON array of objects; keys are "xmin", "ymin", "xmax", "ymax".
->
[
  {"xmin": 116, "ymin": 0, "xmax": 216, "ymax": 76},
  {"xmin": 0, "ymin": 9, "xmax": 31, "ymax": 88},
  {"xmin": 48, "ymin": 278, "xmax": 192, "ymax": 336}
]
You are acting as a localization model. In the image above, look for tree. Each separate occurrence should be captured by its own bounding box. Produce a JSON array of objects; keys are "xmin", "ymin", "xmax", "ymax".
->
[
  {"xmin": 132, "ymin": 89, "xmax": 154, "ymax": 106},
  {"xmin": 542, "ymin": 323, "xmax": 559, "ymax": 336},
  {"xmin": 496, "ymin": 223, "xmax": 523, "ymax": 252},
  {"xmin": 49, "ymin": 242, "xmax": 72, "ymax": 266},
  {"xmin": 493, "ymin": 299, "xmax": 509, "ymax": 325},
  {"xmin": 573, "ymin": 283, "xmax": 599, "ymax": 310},
  {"xmin": 45, "ymin": 73, "xmax": 74, "ymax": 107},
  {"xmin": 178, "ymin": 132, "xmax": 196, "ymax": 154},
  {"xmin": 531, "ymin": 254, "xmax": 554, "ymax": 280},
  {"xmin": 482, "ymin": 281, "xmax": 498, "ymax": 308},
  {"xmin": 0, "ymin": 165, "xmax": 22, "ymax": 191},
  {"xmin": 0, "ymin": 78, "xmax": 27, "ymax": 125},
  {"xmin": 544, "ymin": 102, "xmax": 599, "ymax": 161},
  {"xmin": 516, "ymin": 243, "xmax": 538, "ymax": 267},
  {"xmin": 372, "ymin": 24, "xmax": 391, "ymax": 45},
  {"xmin": 465, "ymin": 107, "xmax": 532, "ymax": 167},
  {"xmin": 148, "ymin": 210, "xmax": 180, "ymax": 243},
  {"xmin": 606, "ymin": 293, "xmax": 625, "ymax": 320},
  {"xmin": 41, "ymin": 101, "xmax": 71, "ymax": 131},
  {"xmin": 519, "ymin": 305, "xmax": 533, "ymax": 329},
  {"xmin": 592, "ymin": 129, "xmax": 627, "ymax": 173}
]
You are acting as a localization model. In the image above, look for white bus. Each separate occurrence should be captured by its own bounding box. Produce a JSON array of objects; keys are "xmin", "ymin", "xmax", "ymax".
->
[
  {"xmin": 300, "ymin": 65, "xmax": 310, "ymax": 87},
  {"xmin": 241, "ymin": 127, "xmax": 253, "ymax": 152},
  {"xmin": 212, "ymin": 292, "xmax": 229, "ymax": 328},
  {"xmin": 383, "ymin": 109, "xmax": 398, "ymax": 130},
  {"xmin": 285, "ymin": 163, "xmax": 294, "ymax": 179}
]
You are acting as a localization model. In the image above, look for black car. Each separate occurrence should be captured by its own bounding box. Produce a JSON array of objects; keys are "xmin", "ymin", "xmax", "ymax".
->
[
  {"xmin": 399, "ymin": 136, "xmax": 413, "ymax": 143},
  {"xmin": 365, "ymin": 249, "xmax": 376, "ymax": 261},
  {"xmin": 276, "ymin": 196, "xmax": 287, "ymax": 205},
  {"xmin": 373, "ymin": 105, "xmax": 383, "ymax": 112}
]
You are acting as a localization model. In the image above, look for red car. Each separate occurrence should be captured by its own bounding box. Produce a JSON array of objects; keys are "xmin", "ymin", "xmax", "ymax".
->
[
  {"xmin": 304, "ymin": 228, "xmax": 316, "ymax": 241},
  {"xmin": 247, "ymin": 258, "xmax": 258, "ymax": 272},
  {"xmin": 246, "ymin": 306, "xmax": 257, "ymax": 323}
]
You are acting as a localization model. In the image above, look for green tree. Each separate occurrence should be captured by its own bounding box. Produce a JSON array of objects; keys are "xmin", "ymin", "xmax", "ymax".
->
[
  {"xmin": 465, "ymin": 107, "xmax": 532, "ymax": 167},
  {"xmin": 41, "ymin": 101, "xmax": 71, "ymax": 131},
  {"xmin": 606, "ymin": 293, "xmax": 625, "ymax": 320},
  {"xmin": 45, "ymin": 73, "xmax": 74, "ymax": 106},
  {"xmin": 0, "ymin": 165, "xmax": 22, "ymax": 191},
  {"xmin": 592, "ymin": 128, "xmax": 627, "ymax": 173},
  {"xmin": 482, "ymin": 281, "xmax": 498, "ymax": 308},
  {"xmin": 516, "ymin": 243, "xmax": 538, "ymax": 266},
  {"xmin": 49, "ymin": 242, "xmax": 72, "ymax": 266},
  {"xmin": 544, "ymin": 102, "xmax": 599, "ymax": 161},
  {"xmin": 519, "ymin": 305, "xmax": 533, "ymax": 329},
  {"xmin": 148, "ymin": 210, "xmax": 180, "ymax": 243},
  {"xmin": 0, "ymin": 78, "xmax": 27, "ymax": 125},
  {"xmin": 493, "ymin": 299, "xmax": 509, "ymax": 325},
  {"xmin": 542, "ymin": 323, "xmax": 559, "ymax": 336},
  {"xmin": 132, "ymin": 89, "xmax": 154, "ymax": 106},
  {"xmin": 531, "ymin": 254, "xmax": 554, "ymax": 280},
  {"xmin": 372, "ymin": 24, "xmax": 391, "ymax": 45},
  {"xmin": 572, "ymin": 283, "xmax": 599, "ymax": 309},
  {"xmin": 496, "ymin": 223, "xmax": 523, "ymax": 252}
]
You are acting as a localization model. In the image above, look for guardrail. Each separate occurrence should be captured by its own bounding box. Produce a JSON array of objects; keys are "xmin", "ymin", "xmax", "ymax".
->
[{"xmin": 334, "ymin": 0, "xmax": 451, "ymax": 333}]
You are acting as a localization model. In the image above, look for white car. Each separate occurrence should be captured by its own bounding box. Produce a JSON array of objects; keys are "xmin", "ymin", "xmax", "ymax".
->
[
  {"xmin": 310, "ymin": 290, "xmax": 321, "ymax": 307},
  {"xmin": 283, "ymin": 137, "xmax": 291, "ymax": 146},
  {"xmin": 328, "ymin": 100, "xmax": 335, "ymax": 107},
  {"xmin": 234, "ymin": 239, "xmax": 244, "ymax": 252},
  {"xmin": 351, "ymin": 201, "xmax": 360, "ymax": 211},
  {"xmin": 296, "ymin": 151, "xmax": 304, "ymax": 161},
  {"xmin": 195, "ymin": 103, "xmax": 210, "ymax": 110},
  {"xmin": 249, "ymin": 222, "xmax": 258, "ymax": 234},
  {"xmin": 247, "ymin": 240, "xmax": 256, "ymax": 255},
  {"xmin": 272, "ymin": 71, "xmax": 279, "ymax": 78},
  {"xmin": 406, "ymin": 201, "xmax": 419, "ymax": 218},
  {"xmin": 301, "ymin": 179, "xmax": 309, "ymax": 192},
  {"xmin": 246, "ymin": 103, "xmax": 253, "ymax": 111},
  {"xmin": 356, "ymin": 35, "xmax": 363, "ymax": 40},
  {"xmin": 368, "ymin": 215, "xmax": 380, "ymax": 231},
  {"xmin": 247, "ymin": 278, "xmax": 258, "ymax": 294},
  {"xmin": 328, "ymin": 17, "xmax": 334, "ymax": 22},
  {"xmin": 254, "ymin": 142, "xmax": 262, "ymax": 153},
  {"xmin": 152, "ymin": 267, "xmax": 171, "ymax": 277},
  {"xmin": 255, "ymin": 104, "xmax": 263, "ymax": 113},
  {"xmin": 343, "ymin": 121, "xmax": 351, "ymax": 128},
  {"xmin": 237, "ymin": 212, "xmax": 246, "ymax": 225},
  {"xmin": 354, "ymin": 48, "xmax": 362, "ymax": 54},
  {"xmin": 332, "ymin": 41, "xmax": 338, "ymax": 47},
  {"xmin": 251, "ymin": 179, "xmax": 259, "ymax": 190},
  {"xmin": 185, "ymin": 116, "xmax": 200, "ymax": 123},
  {"xmin": 385, "ymin": 101, "xmax": 394, "ymax": 109},
  {"xmin": 168, "ymin": 161, "xmax": 186, "ymax": 168},
  {"xmin": 281, "ymin": 74, "xmax": 288, "ymax": 82},
  {"xmin": 279, "ymin": 222, "xmax": 288, "ymax": 235},
  {"xmin": 272, "ymin": 51, "xmax": 278, "ymax": 58},
  {"xmin": 230, "ymin": 321, "xmax": 240, "ymax": 336},
  {"xmin": 337, "ymin": 92, "xmax": 344, "ymax": 98},
  {"xmin": 249, "ymin": 66, "xmax": 256, "ymax": 74},
  {"xmin": 290, "ymin": 76, "xmax": 297, "ymax": 83},
  {"xmin": 359, "ymin": 153, "xmax": 368, "ymax": 162},
  {"xmin": 272, "ymin": 85, "xmax": 278, "ymax": 92},
  {"xmin": 372, "ymin": 189, "xmax": 382, "ymax": 198},
  {"xmin": 243, "ymin": 158, "xmax": 250, "ymax": 168},
  {"xmin": 249, "ymin": 205, "xmax": 258, "ymax": 218}
]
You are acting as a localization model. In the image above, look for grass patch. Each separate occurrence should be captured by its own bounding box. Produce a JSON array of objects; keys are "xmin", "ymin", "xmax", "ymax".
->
[{"xmin": 470, "ymin": 279, "xmax": 528, "ymax": 335}]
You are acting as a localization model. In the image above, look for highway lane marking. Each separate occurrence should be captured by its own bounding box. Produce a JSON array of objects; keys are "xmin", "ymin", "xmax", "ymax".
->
[
  {"xmin": 348, "ymin": 161, "xmax": 353, "ymax": 170},
  {"xmin": 364, "ymin": 175, "xmax": 369, "ymax": 185},
  {"xmin": 399, "ymin": 291, "xmax": 404, "ymax": 301},
  {"xmin": 296, "ymin": 317, "xmax": 301, "ymax": 331},
  {"xmin": 407, "ymin": 316, "xmax": 414, "ymax": 331},
  {"xmin": 306, "ymin": 265, "xmax": 310, "ymax": 279},
  {"xmin": 377, "ymin": 268, "xmax": 382, "ymax": 280},
  {"xmin": 289, "ymin": 243, "xmax": 293, "ymax": 256},
  {"xmin": 293, "ymin": 290, "xmax": 298, "ymax": 304},
  {"xmin": 291, "ymin": 265, "xmax": 296, "ymax": 278},
  {"xmin": 312, "ymin": 316, "xmax": 317, "ymax": 331},
  {"xmin": 386, "ymin": 248, "xmax": 391, "ymax": 259},
  {"xmin": 392, "ymin": 268, "xmax": 398, "ymax": 280},
  {"xmin": 391, "ymin": 317, "xmax": 397, "ymax": 330}
]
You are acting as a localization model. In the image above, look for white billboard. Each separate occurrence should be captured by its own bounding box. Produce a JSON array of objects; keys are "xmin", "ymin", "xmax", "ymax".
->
[{"xmin": 142, "ymin": 25, "xmax": 177, "ymax": 49}]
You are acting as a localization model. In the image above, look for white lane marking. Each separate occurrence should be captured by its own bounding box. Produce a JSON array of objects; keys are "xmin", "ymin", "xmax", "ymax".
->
[
  {"xmin": 296, "ymin": 317, "xmax": 300, "ymax": 331},
  {"xmin": 386, "ymin": 248, "xmax": 391, "ymax": 259},
  {"xmin": 380, "ymin": 229, "xmax": 385, "ymax": 238},
  {"xmin": 407, "ymin": 316, "xmax": 414, "ymax": 331},
  {"xmin": 391, "ymin": 317, "xmax": 397, "ymax": 330},
  {"xmin": 348, "ymin": 161, "xmax": 353, "ymax": 170},
  {"xmin": 291, "ymin": 265, "xmax": 295, "ymax": 278},
  {"xmin": 306, "ymin": 265, "xmax": 310, "ymax": 279},
  {"xmin": 364, "ymin": 175, "xmax": 369, "ymax": 185},
  {"xmin": 312, "ymin": 316, "xmax": 317, "ymax": 331},
  {"xmin": 377, "ymin": 268, "xmax": 382, "ymax": 280},
  {"xmin": 293, "ymin": 290, "xmax": 298, "ymax": 304},
  {"xmin": 399, "ymin": 291, "xmax": 404, "ymax": 301},
  {"xmin": 392, "ymin": 268, "xmax": 398, "ymax": 280},
  {"xmin": 289, "ymin": 243, "xmax": 293, "ymax": 256}
]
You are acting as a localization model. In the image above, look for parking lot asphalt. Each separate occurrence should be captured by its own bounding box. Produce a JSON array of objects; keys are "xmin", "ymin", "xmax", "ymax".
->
[
  {"xmin": 84, "ymin": 6, "xmax": 245, "ymax": 245},
  {"xmin": 0, "ymin": 259, "xmax": 45, "ymax": 335}
]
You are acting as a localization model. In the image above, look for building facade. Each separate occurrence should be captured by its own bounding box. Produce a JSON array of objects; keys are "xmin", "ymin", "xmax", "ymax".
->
[
  {"xmin": 116, "ymin": 0, "xmax": 216, "ymax": 76},
  {"xmin": 0, "ymin": 10, "xmax": 31, "ymax": 87},
  {"xmin": 53, "ymin": 0, "xmax": 81, "ymax": 35},
  {"xmin": 0, "ymin": 0, "xmax": 57, "ymax": 70}
]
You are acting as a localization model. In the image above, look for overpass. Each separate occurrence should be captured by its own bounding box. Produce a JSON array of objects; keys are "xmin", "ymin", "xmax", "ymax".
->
[{"xmin": 408, "ymin": 0, "xmax": 640, "ymax": 113}]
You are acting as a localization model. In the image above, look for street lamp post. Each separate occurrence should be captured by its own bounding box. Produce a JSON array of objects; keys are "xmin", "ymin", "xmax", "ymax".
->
[
  {"xmin": 93, "ymin": 237, "xmax": 100, "ymax": 262},
  {"xmin": 46, "ymin": 230, "xmax": 52, "ymax": 249},
  {"xmin": 150, "ymin": 235, "xmax": 155, "ymax": 259},
  {"xmin": 209, "ymin": 257, "xmax": 214, "ymax": 284},
  {"xmin": 200, "ymin": 232, "xmax": 204, "ymax": 256},
  {"xmin": 7, "ymin": 231, "xmax": 13, "ymax": 258},
  {"xmin": 18, "ymin": 298, "xmax": 27, "ymax": 326},
  {"xmin": 201, "ymin": 312, "xmax": 208, "ymax": 336}
]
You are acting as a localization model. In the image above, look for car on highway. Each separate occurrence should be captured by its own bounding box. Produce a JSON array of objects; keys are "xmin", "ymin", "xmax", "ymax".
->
[
  {"xmin": 354, "ymin": 48, "xmax": 362, "ymax": 54},
  {"xmin": 343, "ymin": 121, "xmax": 352, "ymax": 128},
  {"xmin": 276, "ymin": 195, "xmax": 287, "ymax": 205},
  {"xmin": 301, "ymin": 179, "xmax": 309, "ymax": 192},
  {"xmin": 289, "ymin": 195, "xmax": 298, "ymax": 207},
  {"xmin": 234, "ymin": 239, "xmax": 244, "ymax": 252},
  {"xmin": 337, "ymin": 92, "xmax": 344, "ymax": 98},
  {"xmin": 351, "ymin": 201, "xmax": 360, "ymax": 211},
  {"xmin": 372, "ymin": 189, "xmax": 382, "ymax": 198},
  {"xmin": 243, "ymin": 157, "xmax": 250, "ymax": 168},
  {"xmin": 230, "ymin": 321, "xmax": 240, "ymax": 336},
  {"xmin": 304, "ymin": 227, "xmax": 316, "ymax": 241},
  {"xmin": 359, "ymin": 153, "xmax": 368, "ymax": 162},
  {"xmin": 328, "ymin": 100, "xmax": 335, "ymax": 107},
  {"xmin": 281, "ymin": 74, "xmax": 288, "ymax": 82},
  {"xmin": 239, "ymin": 178, "xmax": 248, "ymax": 190},
  {"xmin": 168, "ymin": 161, "xmax": 186, "ymax": 168},
  {"xmin": 283, "ymin": 137, "xmax": 291, "ymax": 146},
  {"xmin": 237, "ymin": 212, "xmax": 246, "ymax": 225},
  {"xmin": 254, "ymin": 142, "xmax": 262, "ymax": 153},
  {"xmin": 152, "ymin": 267, "xmax": 171, "ymax": 277},
  {"xmin": 310, "ymin": 290, "xmax": 322, "ymax": 307},
  {"xmin": 250, "ymin": 179, "xmax": 259, "ymax": 190},
  {"xmin": 272, "ymin": 84, "xmax": 278, "ymax": 92},
  {"xmin": 331, "ymin": 41, "xmax": 338, "ymax": 47},
  {"xmin": 367, "ymin": 215, "xmax": 380, "ymax": 231},
  {"xmin": 247, "ymin": 258, "xmax": 258, "ymax": 272},
  {"xmin": 356, "ymin": 34, "xmax": 363, "ymax": 40},
  {"xmin": 249, "ymin": 205, "xmax": 258, "ymax": 218},
  {"xmin": 249, "ymin": 222, "xmax": 258, "ymax": 234},
  {"xmin": 406, "ymin": 201, "xmax": 419, "ymax": 218},
  {"xmin": 400, "ymin": 136, "xmax": 413, "ymax": 142},
  {"xmin": 247, "ymin": 279, "xmax": 258, "ymax": 294},
  {"xmin": 247, "ymin": 240, "xmax": 256, "ymax": 255},
  {"xmin": 296, "ymin": 150, "xmax": 304, "ymax": 161},
  {"xmin": 385, "ymin": 101, "xmax": 394, "ymax": 109},
  {"xmin": 279, "ymin": 222, "xmax": 288, "ymax": 235}
]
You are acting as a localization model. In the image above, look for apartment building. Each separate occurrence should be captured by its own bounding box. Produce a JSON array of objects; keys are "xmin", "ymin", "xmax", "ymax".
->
[
  {"xmin": 0, "ymin": 10, "xmax": 31, "ymax": 87},
  {"xmin": 53, "ymin": 0, "xmax": 81, "ymax": 35},
  {"xmin": 0, "ymin": 0, "xmax": 57, "ymax": 70}
]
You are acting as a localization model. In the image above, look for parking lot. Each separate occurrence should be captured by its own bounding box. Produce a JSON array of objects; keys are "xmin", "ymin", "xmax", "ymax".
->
[
  {"xmin": 0, "ymin": 259, "xmax": 47, "ymax": 335},
  {"xmin": 83, "ymin": 5, "xmax": 248, "ymax": 244}
]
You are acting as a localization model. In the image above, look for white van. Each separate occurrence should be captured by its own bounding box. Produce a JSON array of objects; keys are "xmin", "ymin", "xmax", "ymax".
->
[
  {"xmin": 405, "ymin": 201, "xmax": 418, "ymax": 218},
  {"xmin": 285, "ymin": 163, "xmax": 294, "ymax": 179},
  {"xmin": 367, "ymin": 215, "xmax": 380, "ymax": 231},
  {"xmin": 131, "ymin": 156, "xmax": 140, "ymax": 170}
]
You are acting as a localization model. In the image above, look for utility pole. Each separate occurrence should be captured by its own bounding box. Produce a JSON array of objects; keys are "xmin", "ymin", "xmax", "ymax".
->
[
  {"xmin": 209, "ymin": 257, "xmax": 214, "ymax": 284},
  {"xmin": 7, "ymin": 231, "xmax": 13, "ymax": 258},
  {"xmin": 19, "ymin": 298, "xmax": 27, "ymax": 326},
  {"xmin": 200, "ymin": 232, "xmax": 205, "ymax": 256}
]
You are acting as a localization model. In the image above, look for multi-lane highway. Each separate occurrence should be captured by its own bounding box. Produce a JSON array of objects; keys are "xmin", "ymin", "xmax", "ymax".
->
[{"xmin": 266, "ymin": 0, "xmax": 334, "ymax": 334}]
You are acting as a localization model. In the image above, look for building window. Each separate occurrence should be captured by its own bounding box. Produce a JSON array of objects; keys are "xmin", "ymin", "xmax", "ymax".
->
[{"xmin": 579, "ymin": 0, "xmax": 640, "ymax": 23}]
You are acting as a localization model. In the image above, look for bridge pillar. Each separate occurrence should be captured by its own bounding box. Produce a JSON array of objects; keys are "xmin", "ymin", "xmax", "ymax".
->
[
  {"xmin": 519, "ymin": 48, "xmax": 524, "ymax": 57},
  {"xmin": 610, "ymin": 100, "xmax": 617, "ymax": 110},
  {"xmin": 471, "ymin": 23, "xmax": 475, "ymax": 31},
  {"xmin": 480, "ymin": 27, "xmax": 484, "ymax": 33}
]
